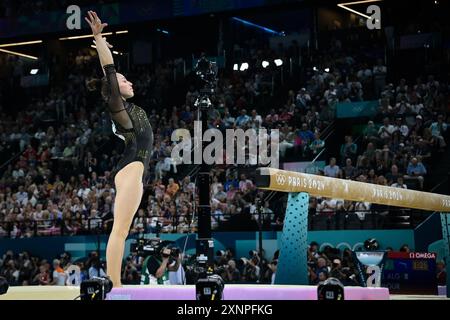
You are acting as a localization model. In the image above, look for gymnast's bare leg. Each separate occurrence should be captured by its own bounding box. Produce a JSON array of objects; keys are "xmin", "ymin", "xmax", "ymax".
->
[{"xmin": 106, "ymin": 162, "xmax": 144, "ymax": 287}]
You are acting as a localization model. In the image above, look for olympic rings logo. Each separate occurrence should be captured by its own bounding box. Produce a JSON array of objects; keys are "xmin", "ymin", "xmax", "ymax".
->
[{"xmin": 275, "ymin": 174, "xmax": 286, "ymax": 185}]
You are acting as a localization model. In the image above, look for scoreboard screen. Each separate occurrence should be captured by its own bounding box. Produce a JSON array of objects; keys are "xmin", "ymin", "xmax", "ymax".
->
[{"xmin": 381, "ymin": 252, "xmax": 437, "ymax": 295}]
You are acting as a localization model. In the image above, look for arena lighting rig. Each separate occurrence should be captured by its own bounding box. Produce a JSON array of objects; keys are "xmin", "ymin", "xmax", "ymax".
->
[
  {"xmin": 337, "ymin": 0, "xmax": 383, "ymax": 20},
  {"xmin": 0, "ymin": 29, "xmax": 128, "ymax": 60},
  {"xmin": 58, "ymin": 30, "xmax": 128, "ymax": 40},
  {"xmin": 0, "ymin": 40, "xmax": 42, "ymax": 60}
]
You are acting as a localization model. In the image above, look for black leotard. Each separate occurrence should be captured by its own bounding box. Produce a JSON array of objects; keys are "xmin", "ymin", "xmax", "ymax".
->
[{"xmin": 103, "ymin": 64, "xmax": 153, "ymax": 182}]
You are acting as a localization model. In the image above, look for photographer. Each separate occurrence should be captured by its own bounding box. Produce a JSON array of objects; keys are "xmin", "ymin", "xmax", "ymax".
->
[
  {"xmin": 267, "ymin": 259, "xmax": 277, "ymax": 284},
  {"xmin": 168, "ymin": 252, "xmax": 186, "ymax": 285},
  {"xmin": 122, "ymin": 256, "xmax": 140, "ymax": 285},
  {"xmin": 141, "ymin": 246, "xmax": 181, "ymax": 285},
  {"xmin": 241, "ymin": 252, "xmax": 261, "ymax": 283},
  {"xmin": 88, "ymin": 256, "xmax": 106, "ymax": 279},
  {"xmin": 329, "ymin": 258, "xmax": 347, "ymax": 282},
  {"xmin": 222, "ymin": 260, "xmax": 241, "ymax": 283}
]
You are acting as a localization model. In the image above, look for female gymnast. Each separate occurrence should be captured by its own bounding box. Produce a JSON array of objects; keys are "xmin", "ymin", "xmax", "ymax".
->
[{"xmin": 85, "ymin": 11, "xmax": 153, "ymax": 287}]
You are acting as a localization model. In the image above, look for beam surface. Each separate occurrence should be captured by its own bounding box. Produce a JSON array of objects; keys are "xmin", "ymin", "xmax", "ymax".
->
[{"xmin": 256, "ymin": 168, "xmax": 450, "ymax": 212}]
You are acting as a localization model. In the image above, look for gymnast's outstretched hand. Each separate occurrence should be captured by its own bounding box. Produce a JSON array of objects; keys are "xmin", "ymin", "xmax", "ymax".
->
[
  {"xmin": 85, "ymin": 10, "xmax": 114, "ymax": 68},
  {"xmin": 85, "ymin": 10, "xmax": 108, "ymax": 36}
]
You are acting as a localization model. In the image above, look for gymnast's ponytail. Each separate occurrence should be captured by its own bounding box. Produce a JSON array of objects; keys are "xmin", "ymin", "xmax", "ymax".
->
[{"xmin": 86, "ymin": 77, "xmax": 109, "ymax": 101}]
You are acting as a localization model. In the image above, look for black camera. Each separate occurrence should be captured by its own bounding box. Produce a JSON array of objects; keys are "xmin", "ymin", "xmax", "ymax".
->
[
  {"xmin": 249, "ymin": 250, "xmax": 259, "ymax": 257},
  {"xmin": 162, "ymin": 246, "xmax": 180, "ymax": 259},
  {"xmin": 80, "ymin": 276, "xmax": 113, "ymax": 301},
  {"xmin": 171, "ymin": 247, "xmax": 180, "ymax": 257},
  {"xmin": 317, "ymin": 277, "xmax": 345, "ymax": 300},
  {"xmin": 364, "ymin": 238, "xmax": 380, "ymax": 251},
  {"xmin": 130, "ymin": 238, "xmax": 162, "ymax": 257},
  {"xmin": 193, "ymin": 56, "xmax": 218, "ymax": 110},
  {"xmin": 196, "ymin": 274, "xmax": 225, "ymax": 301},
  {"xmin": 195, "ymin": 56, "xmax": 217, "ymax": 87},
  {"xmin": 236, "ymin": 257, "xmax": 249, "ymax": 268}
]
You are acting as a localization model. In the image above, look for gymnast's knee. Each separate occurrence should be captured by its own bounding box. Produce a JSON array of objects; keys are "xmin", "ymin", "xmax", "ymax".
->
[{"xmin": 110, "ymin": 224, "xmax": 130, "ymax": 240}]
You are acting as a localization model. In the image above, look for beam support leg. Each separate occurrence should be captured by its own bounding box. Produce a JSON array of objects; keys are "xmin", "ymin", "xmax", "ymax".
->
[
  {"xmin": 440, "ymin": 213, "xmax": 450, "ymax": 298},
  {"xmin": 275, "ymin": 192, "xmax": 309, "ymax": 285}
]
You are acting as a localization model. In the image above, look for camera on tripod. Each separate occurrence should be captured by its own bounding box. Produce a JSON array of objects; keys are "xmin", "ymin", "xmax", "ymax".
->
[
  {"xmin": 190, "ymin": 55, "xmax": 225, "ymax": 300},
  {"xmin": 195, "ymin": 55, "xmax": 217, "ymax": 87},
  {"xmin": 193, "ymin": 56, "xmax": 218, "ymax": 110}
]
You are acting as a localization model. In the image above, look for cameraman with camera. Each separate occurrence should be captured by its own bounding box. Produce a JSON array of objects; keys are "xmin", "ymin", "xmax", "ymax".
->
[
  {"xmin": 241, "ymin": 251, "xmax": 262, "ymax": 283},
  {"xmin": 220, "ymin": 260, "xmax": 241, "ymax": 283},
  {"xmin": 141, "ymin": 246, "xmax": 182, "ymax": 285}
]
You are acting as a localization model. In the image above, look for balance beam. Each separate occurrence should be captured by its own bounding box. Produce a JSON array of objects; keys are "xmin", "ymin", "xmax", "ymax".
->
[
  {"xmin": 256, "ymin": 167, "xmax": 450, "ymax": 212},
  {"xmin": 256, "ymin": 167, "xmax": 450, "ymax": 293}
]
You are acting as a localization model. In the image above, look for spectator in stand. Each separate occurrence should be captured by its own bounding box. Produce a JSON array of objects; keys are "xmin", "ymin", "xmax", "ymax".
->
[
  {"xmin": 378, "ymin": 117, "xmax": 395, "ymax": 142},
  {"xmin": 386, "ymin": 165, "xmax": 401, "ymax": 185},
  {"xmin": 342, "ymin": 158, "xmax": 358, "ymax": 179},
  {"xmin": 250, "ymin": 109, "xmax": 263, "ymax": 128},
  {"xmin": 85, "ymin": 209, "xmax": 102, "ymax": 231},
  {"xmin": 180, "ymin": 105, "xmax": 194, "ymax": 124},
  {"xmin": 348, "ymin": 79, "xmax": 363, "ymax": 102},
  {"xmin": 223, "ymin": 174, "xmax": 239, "ymax": 192},
  {"xmin": 399, "ymin": 244, "xmax": 411, "ymax": 253},
  {"xmin": 340, "ymin": 136, "xmax": 357, "ymax": 165},
  {"xmin": 211, "ymin": 175, "xmax": 222, "ymax": 196},
  {"xmin": 223, "ymin": 109, "xmax": 236, "ymax": 128},
  {"xmin": 313, "ymin": 257, "xmax": 329, "ymax": 283},
  {"xmin": 391, "ymin": 176, "xmax": 407, "ymax": 189},
  {"xmin": 279, "ymin": 132, "xmax": 294, "ymax": 158},
  {"xmin": 354, "ymin": 200, "xmax": 370, "ymax": 221},
  {"xmin": 213, "ymin": 185, "xmax": 227, "ymax": 204},
  {"xmin": 309, "ymin": 132, "xmax": 325, "ymax": 156},
  {"xmin": 394, "ymin": 117, "xmax": 409, "ymax": 138},
  {"xmin": 298, "ymin": 123, "xmax": 315, "ymax": 147},
  {"xmin": 430, "ymin": 114, "xmax": 447, "ymax": 152},
  {"xmin": 414, "ymin": 138, "xmax": 431, "ymax": 161},
  {"xmin": 373, "ymin": 59, "xmax": 387, "ymax": 97},
  {"xmin": 180, "ymin": 176, "xmax": 195, "ymax": 194},
  {"xmin": 166, "ymin": 178, "xmax": 180, "ymax": 198},
  {"xmin": 51, "ymin": 259, "xmax": 67, "ymax": 286},
  {"xmin": 296, "ymin": 88, "xmax": 311, "ymax": 109},
  {"xmin": 131, "ymin": 209, "xmax": 149, "ymax": 234},
  {"xmin": 235, "ymin": 109, "xmax": 250, "ymax": 127},
  {"xmin": 279, "ymin": 107, "xmax": 292, "ymax": 123},
  {"xmin": 395, "ymin": 96, "xmax": 411, "ymax": 115},
  {"xmin": 412, "ymin": 115, "xmax": 425, "ymax": 137},
  {"xmin": 33, "ymin": 264, "xmax": 50, "ymax": 285},
  {"xmin": 324, "ymin": 157, "xmax": 341, "ymax": 178},
  {"xmin": 404, "ymin": 157, "xmax": 427, "ymax": 189},
  {"xmin": 316, "ymin": 198, "xmax": 337, "ymax": 216},
  {"xmin": 363, "ymin": 120, "xmax": 379, "ymax": 145},
  {"xmin": 239, "ymin": 174, "xmax": 254, "ymax": 194},
  {"xmin": 77, "ymin": 181, "xmax": 91, "ymax": 200}
]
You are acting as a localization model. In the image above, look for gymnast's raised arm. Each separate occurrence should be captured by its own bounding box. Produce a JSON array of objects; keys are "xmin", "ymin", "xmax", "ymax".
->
[{"xmin": 85, "ymin": 10, "xmax": 133, "ymax": 130}]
